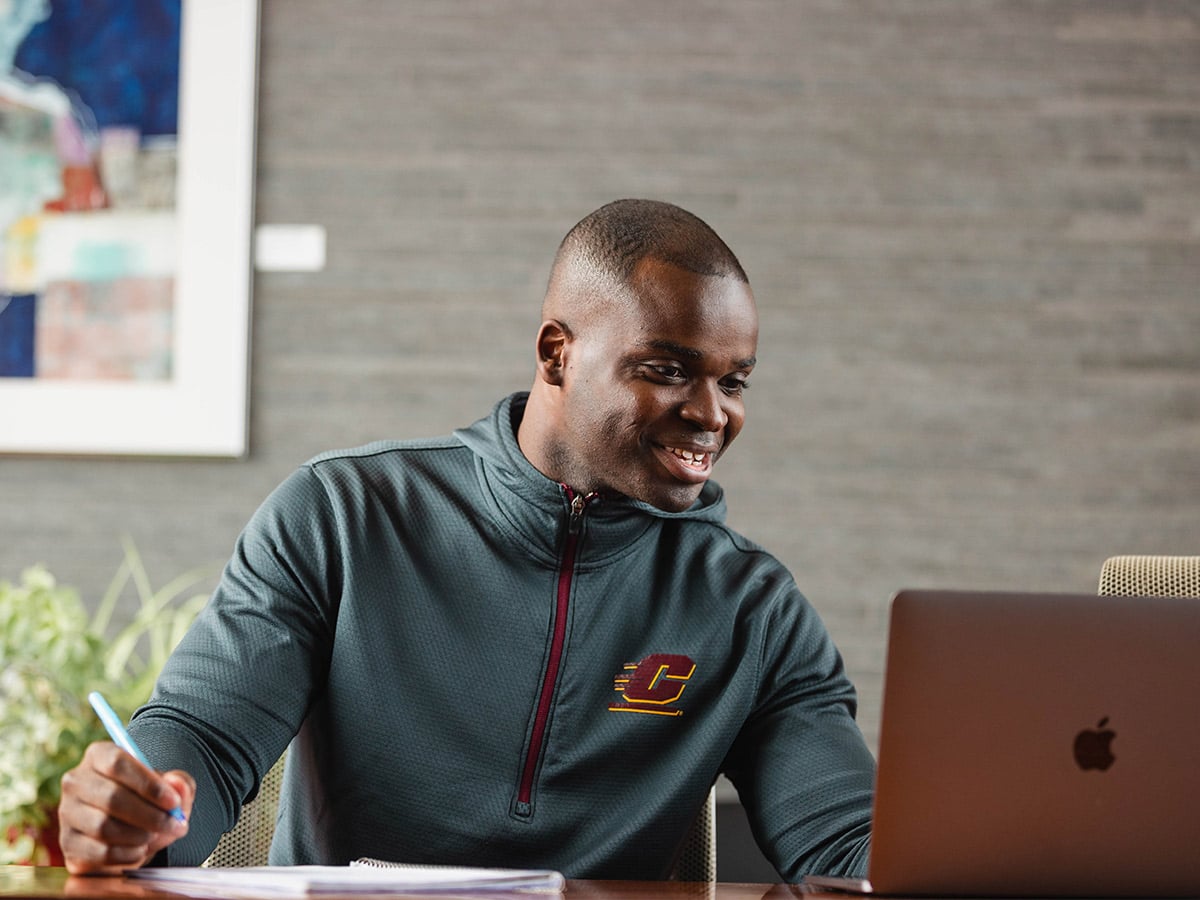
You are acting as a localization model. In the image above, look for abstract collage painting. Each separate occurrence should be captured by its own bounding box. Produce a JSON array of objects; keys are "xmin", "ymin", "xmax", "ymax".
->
[{"xmin": 0, "ymin": 0, "xmax": 258, "ymax": 455}]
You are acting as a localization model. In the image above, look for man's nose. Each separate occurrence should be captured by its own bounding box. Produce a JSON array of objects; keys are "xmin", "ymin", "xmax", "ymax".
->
[{"xmin": 679, "ymin": 381, "xmax": 728, "ymax": 432}]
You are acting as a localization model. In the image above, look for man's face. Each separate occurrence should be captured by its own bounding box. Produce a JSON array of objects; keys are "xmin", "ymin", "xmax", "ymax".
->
[{"xmin": 551, "ymin": 258, "xmax": 758, "ymax": 512}]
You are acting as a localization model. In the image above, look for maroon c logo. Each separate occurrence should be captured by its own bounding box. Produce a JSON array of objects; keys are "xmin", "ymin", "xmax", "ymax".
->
[{"xmin": 609, "ymin": 653, "xmax": 696, "ymax": 716}]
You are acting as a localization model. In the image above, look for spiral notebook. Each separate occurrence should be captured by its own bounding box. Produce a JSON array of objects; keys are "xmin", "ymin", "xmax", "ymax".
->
[{"xmin": 128, "ymin": 861, "xmax": 565, "ymax": 896}]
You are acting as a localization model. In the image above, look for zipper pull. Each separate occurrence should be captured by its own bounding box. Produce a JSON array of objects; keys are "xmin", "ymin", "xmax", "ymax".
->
[{"xmin": 565, "ymin": 488, "xmax": 598, "ymax": 535}]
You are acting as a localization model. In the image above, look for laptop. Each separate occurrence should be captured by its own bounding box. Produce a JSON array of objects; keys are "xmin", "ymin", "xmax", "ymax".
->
[{"xmin": 804, "ymin": 588, "xmax": 1200, "ymax": 897}]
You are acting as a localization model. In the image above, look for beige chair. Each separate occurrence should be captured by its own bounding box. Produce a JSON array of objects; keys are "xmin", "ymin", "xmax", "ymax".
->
[
  {"xmin": 671, "ymin": 787, "xmax": 717, "ymax": 881},
  {"xmin": 204, "ymin": 752, "xmax": 717, "ymax": 881},
  {"xmin": 1097, "ymin": 555, "xmax": 1200, "ymax": 598},
  {"xmin": 202, "ymin": 753, "xmax": 287, "ymax": 867}
]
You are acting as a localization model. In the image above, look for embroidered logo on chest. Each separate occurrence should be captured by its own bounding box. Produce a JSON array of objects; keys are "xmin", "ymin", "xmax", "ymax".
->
[{"xmin": 608, "ymin": 653, "xmax": 695, "ymax": 716}]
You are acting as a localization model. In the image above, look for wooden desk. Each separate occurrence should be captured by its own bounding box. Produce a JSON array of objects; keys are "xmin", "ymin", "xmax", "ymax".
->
[{"xmin": 0, "ymin": 868, "xmax": 808, "ymax": 900}]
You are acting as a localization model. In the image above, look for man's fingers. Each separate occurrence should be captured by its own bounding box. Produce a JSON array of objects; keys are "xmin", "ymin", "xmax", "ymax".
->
[
  {"xmin": 58, "ymin": 781, "xmax": 156, "ymax": 876},
  {"xmin": 161, "ymin": 770, "xmax": 197, "ymax": 819},
  {"xmin": 82, "ymin": 742, "xmax": 188, "ymax": 826},
  {"xmin": 61, "ymin": 784, "xmax": 156, "ymax": 844},
  {"xmin": 59, "ymin": 742, "xmax": 191, "ymax": 875},
  {"xmin": 60, "ymin": 760, "xmax": 154, "ymax": 845},
  {"xmin": 61, "ymin": 830, "xmax": 152, "ymax": 876}
]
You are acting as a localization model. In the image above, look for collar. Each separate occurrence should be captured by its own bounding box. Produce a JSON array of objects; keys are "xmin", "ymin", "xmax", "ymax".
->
[{"xmin": 454, "ymin": 393, "xmax": 727, "ymax": 567}]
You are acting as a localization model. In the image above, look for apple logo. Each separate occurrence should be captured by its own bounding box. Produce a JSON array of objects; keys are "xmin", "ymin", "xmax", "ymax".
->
[{"xmin": 1073, "ymin": 716, "xmax": 1117, "ymax": 771}]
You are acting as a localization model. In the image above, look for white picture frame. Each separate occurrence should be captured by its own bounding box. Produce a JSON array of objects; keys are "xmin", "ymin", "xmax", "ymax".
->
[{"xmin": 0, "ymin": 0, "xmax": 259, "ymax": 456}]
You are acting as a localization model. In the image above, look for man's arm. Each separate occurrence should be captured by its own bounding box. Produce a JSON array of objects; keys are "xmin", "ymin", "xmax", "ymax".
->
[
  {"xmin": 59, "ymin": 464, "xmax": 341, "ymax": 871},
  {"xmin": 723, "ymin": 584, "xmax": 874, "ymax": 882}
]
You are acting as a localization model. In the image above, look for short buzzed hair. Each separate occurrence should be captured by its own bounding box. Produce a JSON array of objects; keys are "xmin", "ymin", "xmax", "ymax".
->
[{"xmin": 552, "ymin": 199, "xmax": 749, "ymax": 288}]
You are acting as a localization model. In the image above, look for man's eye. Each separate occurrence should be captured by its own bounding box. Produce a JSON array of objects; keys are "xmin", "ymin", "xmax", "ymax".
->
[
  {"xmin": 648, "ymin": 364, "xmax": 686, "ymax": 381},
  {"xmin": 722, "ymin": 378, "xmax": 751, "ymax": 395}
]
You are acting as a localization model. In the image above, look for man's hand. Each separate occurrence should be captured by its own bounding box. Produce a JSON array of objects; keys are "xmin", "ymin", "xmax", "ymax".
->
[{"xmin": 58, "ymin": 741, "xmax": 195, "ymax": 875}]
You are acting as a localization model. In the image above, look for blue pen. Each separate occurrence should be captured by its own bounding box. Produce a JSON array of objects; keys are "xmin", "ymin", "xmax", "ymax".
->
[{"xmin": 87, "ymin": 691, "xmax": 187, "ymax": 823}]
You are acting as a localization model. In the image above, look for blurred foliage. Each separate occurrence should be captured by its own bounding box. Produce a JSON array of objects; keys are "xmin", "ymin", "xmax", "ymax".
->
[{"xmin": 0, "ymin": 538, "xmax": 216, "ymax": 863}]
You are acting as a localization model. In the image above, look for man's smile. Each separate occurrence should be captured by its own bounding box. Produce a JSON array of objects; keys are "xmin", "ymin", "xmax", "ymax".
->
[{"xmin": 657, "ymin": 443, "xmax": 717, "ymax": 481}]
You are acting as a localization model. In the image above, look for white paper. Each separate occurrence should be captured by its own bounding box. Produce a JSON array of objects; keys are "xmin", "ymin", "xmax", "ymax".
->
[{"xmin": 127, "ymin": 864, "xmax": 565, "ymax": 896}]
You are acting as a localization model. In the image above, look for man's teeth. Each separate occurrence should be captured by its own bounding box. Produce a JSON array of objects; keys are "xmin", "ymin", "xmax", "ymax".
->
[{"xmin": 666, "ymin": 446, "xmax": 708, "ymax": 468}]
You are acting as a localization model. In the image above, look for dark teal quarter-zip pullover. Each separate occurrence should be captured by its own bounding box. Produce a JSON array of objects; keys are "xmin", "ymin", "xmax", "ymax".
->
[{"xmin": 131, "ymin": 393, "xmax": 873, "ymax": 880}]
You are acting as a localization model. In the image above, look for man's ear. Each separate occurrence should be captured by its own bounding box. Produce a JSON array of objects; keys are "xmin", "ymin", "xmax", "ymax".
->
[{"xmin": 534, "ymin": 320, "xmax": 571, "ymax": 386}]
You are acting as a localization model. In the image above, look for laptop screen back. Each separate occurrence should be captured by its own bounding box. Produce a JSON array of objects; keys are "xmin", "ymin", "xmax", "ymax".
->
[{"xmin": 866, "ymin": 589, "xmax": 1200, "ymax": 897}]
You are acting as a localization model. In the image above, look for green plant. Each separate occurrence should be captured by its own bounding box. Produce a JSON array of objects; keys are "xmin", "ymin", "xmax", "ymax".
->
[{"xmin": 0, "ymin": 539, "xmax": 216, "ymax": 864}]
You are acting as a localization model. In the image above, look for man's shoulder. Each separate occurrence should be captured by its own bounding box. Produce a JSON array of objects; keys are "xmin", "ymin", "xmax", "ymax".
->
[
  {"xmin": 304, "ymin": 435, "xmax": 468, "ymax": 468},
  {"xmin": 671, "ymin": 514, "xmax": 802, "ymax": 595},
  {"xmin": 684, "ymin": 512, "xmax": 773, "ymax": 559},
  {"xmin": 285, "ymin": 436, "xmax": 476, "ymax": 502}
]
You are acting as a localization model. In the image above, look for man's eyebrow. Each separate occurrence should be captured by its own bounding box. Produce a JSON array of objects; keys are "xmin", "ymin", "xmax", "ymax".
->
[
  {"xmin": 647, "ymin": 339, "xmax": 701, "ymax": 360},
  {"xmin": 646, "ymin": 340, "xmax": 756, "ymax": 369}
]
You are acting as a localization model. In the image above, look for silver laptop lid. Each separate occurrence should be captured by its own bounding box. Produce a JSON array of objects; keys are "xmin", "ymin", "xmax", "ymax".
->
[{"xmin": 865, "ymin": 589, "xmax": 1200, "ymax": 898}]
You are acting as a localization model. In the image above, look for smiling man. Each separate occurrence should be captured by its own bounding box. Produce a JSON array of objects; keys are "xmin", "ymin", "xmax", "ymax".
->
[
  {"xmin": 58, "ymin": 200, "xmax": 874, "ymax": 882},
  {"xmin": 520, "ymin": 207, "xmax": 758, "ymax": 514}
]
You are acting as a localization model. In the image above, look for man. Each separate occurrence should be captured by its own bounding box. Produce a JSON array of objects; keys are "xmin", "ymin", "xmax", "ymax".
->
[{"xmin": 59, "ymin": 199, "xmax": 874, "ymax": 880}]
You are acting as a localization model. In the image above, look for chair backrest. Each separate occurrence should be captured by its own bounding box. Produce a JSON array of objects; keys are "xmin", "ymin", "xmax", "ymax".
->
[
  {"xmin": 1097, "ymin": 555, "xmax": 1200, "ymax": 598},
  {"xmin": 204, "ymin": 752, "xmax": 717, "ymax": 881},
  {"xmin": 670, "ymin": 787, "xmax": 717, "ymax": 881},
  {"xmin": 202, "ymin": 752, "xmax": 287, "ymax": 867}
]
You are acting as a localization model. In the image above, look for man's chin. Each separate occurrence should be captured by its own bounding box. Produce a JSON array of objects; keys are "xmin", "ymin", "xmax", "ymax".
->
[{"xmin": 636, "ymin": 484, "xmax": 705, "ymax": 513}]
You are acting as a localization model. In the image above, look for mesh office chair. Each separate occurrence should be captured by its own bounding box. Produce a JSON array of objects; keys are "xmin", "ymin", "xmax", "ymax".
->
[
  {"xmin": 671, "ymin": 787, "xmax": 717, "ymax": 881},
  {"xmin": 1097, "ymin": 555, "xmax": 1200, "ymax": 598},
  {"xmin": 204, "ymin": 752, "xmax": 718, "ymax": 881},
  {"xmin": 202, "ymin": 753, "xmax": 288, "ymax": 867}
]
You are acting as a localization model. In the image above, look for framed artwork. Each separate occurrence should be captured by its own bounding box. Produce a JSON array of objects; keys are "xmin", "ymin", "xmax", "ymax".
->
[{"xmin": 0, "ymin": 0, "xmax": 258, "ymax": 456}]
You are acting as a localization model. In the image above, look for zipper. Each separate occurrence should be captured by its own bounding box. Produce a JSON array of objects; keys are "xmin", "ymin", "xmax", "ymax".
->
[{"xmin": 514, "ymin": 487, "xmax": 595, "ymax": 817}]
